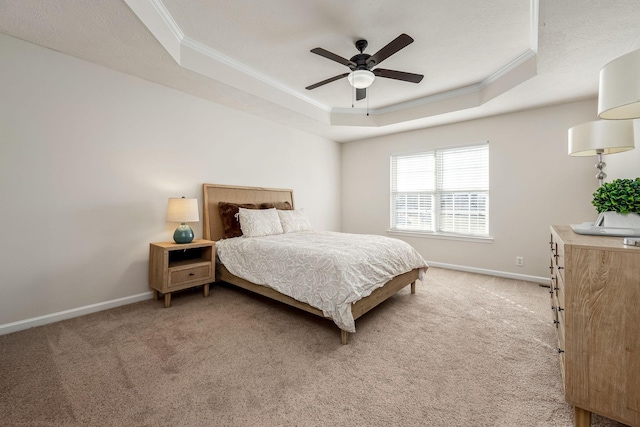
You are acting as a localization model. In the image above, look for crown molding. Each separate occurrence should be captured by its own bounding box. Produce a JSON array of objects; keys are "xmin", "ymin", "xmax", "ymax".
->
[
  {"xmin": 180, "ymin": 37, "xmax": 331, "ymax": 112},
  {"xmin": 332, "ymin": 50, "xmax": 537, "ymax": 122}
]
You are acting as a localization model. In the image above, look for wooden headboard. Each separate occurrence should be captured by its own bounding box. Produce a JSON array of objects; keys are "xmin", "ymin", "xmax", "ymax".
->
[{"xmin": 202, "ymin": 184, "xmax": 294, "ymax": 241}]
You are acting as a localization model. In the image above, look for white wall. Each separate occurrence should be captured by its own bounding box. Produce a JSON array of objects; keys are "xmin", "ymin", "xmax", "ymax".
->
[
  {"xmin": 606, "ymin": 120, "xmax": 640, "ymax": 179},
  {"xmin": 2, "ymin": 32, "xmax": 635, "ymax": 331},
  {"xmin": 341, "ymin": 99, "xmax": 618, "ymax": 279},
  {"xmin": 0, "ymin": 34, "xmax": 341, "ymax": 328}
]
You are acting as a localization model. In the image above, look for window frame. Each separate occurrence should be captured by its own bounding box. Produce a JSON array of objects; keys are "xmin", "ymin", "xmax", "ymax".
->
[{"xmin": 389, "ymin": 143, "xmax": 492, "ymax": 242}]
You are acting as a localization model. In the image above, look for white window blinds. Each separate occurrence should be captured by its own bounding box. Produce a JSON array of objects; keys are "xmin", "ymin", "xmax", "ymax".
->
[{"xmin": 391, "ymin": 143, "xmax": 489, "ymax": 236}]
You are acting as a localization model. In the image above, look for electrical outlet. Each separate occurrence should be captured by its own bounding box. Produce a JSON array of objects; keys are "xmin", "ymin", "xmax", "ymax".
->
[{"xmin": 516, "ymin": 256, "xmax": 524, "ymax": 266}]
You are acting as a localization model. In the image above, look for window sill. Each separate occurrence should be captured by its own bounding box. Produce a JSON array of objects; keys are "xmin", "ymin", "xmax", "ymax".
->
[{"xmin": 387, "ymin": 229, "xmax": 494, "ymax": 243}]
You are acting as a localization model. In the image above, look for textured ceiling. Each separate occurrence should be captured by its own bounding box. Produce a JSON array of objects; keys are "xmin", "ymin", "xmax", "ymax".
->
[
  {"xmin": 160, "ymin": 0, "xmax": 530, "ymax": 108},
  {"xmin": 0, "ymin": 0, "xmax": 639, "ymax": 142}
]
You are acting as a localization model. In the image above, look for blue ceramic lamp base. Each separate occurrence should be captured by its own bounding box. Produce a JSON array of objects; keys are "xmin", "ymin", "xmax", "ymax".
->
[{"xmin": 173, "ymin": 223, "xmax": 194, "ymax": 244}]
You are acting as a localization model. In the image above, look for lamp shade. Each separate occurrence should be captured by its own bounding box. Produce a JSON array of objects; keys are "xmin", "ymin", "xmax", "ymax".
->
[
  {"xmin": 598, "ymin": 49, "xmax": 640, "ymax": 120},
  {"xmin": 568, "ymin": 119, "xmax": 635, "ymax": 156},
  {"xmin": 348, "ymin": 70, "xmax": 375, "ymax": 89},
  {"xmin": 166, "ymin": 197, "xmax": 199, "ymax": 223}
]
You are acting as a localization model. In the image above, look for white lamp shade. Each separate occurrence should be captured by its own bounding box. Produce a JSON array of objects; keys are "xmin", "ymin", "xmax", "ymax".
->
[
  {"xmin": 166, "ymin": 198, "xmax": 199, "ymax": 222},
  {"xmin": 347, "ymin": 70, "xmax": 375, "ymax": 89},
  {"xmin": 568, "ymin": 119, "xmax": 635, "ymax": 156},
  {"xmin": 598, "ymin": 49, "xmax": 640, "ymax": 120}
]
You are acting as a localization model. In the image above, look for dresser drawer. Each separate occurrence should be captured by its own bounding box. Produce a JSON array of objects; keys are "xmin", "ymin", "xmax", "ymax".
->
[
  {"xmin": 554, "ymin": 272, "xmax": 565, "ymax": 312},
  {"xmin": 550, "ymin": 271, "xmax": 564, "ymax": 304},
  {"xmin": 556, "ymin": 308, "xmax": 566, "ymax": 385},
  {"xmin": 169, "ymin": 263, "xmax": 212, "ymax": 287},
  {"xmin": 551, "ymin": 240, "xmax": 565, "ymax": 282},
  {"xmin": 556, "ymin": 309, "xmax": 565, "ymax": 351}
]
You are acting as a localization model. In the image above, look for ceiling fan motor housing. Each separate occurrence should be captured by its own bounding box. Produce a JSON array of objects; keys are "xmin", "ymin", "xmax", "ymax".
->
[
  {"xmin": 351, "ymin": 40, "xmax": 374, "ymax": 70},
  {"xmin": 350, "ymin": 53, "xmax": 373, "ymax": 70}
]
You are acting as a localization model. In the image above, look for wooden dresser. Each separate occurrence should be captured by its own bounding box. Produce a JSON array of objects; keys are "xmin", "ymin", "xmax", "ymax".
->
[{"xmin": 549, "ymin": 225, "xmax": 640, "ymax": 427}]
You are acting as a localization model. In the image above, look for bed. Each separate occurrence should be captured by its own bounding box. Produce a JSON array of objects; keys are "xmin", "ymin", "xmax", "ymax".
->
[{"xmin": 202, "ymin": 183, "xmax": 428, "ymax": 344}]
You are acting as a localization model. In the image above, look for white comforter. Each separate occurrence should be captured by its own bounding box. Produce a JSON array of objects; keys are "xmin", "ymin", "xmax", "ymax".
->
[{"xmin": 216, "ymin": 231, "xmax": 428, "ymax": 333}]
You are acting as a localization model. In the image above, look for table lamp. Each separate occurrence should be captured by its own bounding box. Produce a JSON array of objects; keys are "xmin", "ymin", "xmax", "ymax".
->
[
  {"xmin": 598, "ymin": 49, "xmax": 640, "ymax": 120},
  {"xmin": 166, "ymin": 197, "xmax": 199, "ymax": 243},
  {"xmin": 568, "ymin": 120, "xmax": 635, "ymax": 186}
]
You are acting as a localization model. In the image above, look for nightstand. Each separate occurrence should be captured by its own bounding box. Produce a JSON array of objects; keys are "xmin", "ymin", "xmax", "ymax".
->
[{"xmin": 148, "ymin": 239, "xmax": 215, "ymax": 308}]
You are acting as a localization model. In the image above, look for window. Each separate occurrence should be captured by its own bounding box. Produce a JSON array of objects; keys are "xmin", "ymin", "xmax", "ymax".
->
[{"xmin": 390, "ymin": 143, "xmax": 489, "ymax": 237}]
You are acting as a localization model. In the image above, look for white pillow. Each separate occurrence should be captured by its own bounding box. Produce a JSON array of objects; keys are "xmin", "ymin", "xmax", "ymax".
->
[
  {"xmin": 238, "ymin": 208, "xmax": 284, "ymax": 237},
  {"xmin": 277, "ymin": 209, "xmax": 313, "ymax": 233}
]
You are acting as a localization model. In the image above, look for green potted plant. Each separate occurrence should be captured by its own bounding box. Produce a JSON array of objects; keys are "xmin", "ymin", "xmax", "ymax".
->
[{"xmin": 592, "ymin": 177, "xmax": 640, "ymax": 227}]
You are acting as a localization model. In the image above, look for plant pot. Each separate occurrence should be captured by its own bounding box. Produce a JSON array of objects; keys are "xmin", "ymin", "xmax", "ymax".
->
[{"xmin": 601, "ymin": 212, "xmax": 640, "ymax": 228}]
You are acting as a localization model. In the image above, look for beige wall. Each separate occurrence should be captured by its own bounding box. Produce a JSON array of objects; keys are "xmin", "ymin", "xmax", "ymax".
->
[
  {"xmin": 341, "ymin": 99, "xmax": 622, "ymax": 280},
  {"xmin": 0, "ymin": 34, "xmax": 341, "ymax": 328}
]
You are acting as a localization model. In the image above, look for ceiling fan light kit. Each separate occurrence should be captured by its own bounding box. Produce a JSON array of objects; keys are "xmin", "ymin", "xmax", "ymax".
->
[{"xmin": 348, "ymin": 70, "xmax": 375, "ymax": 89}]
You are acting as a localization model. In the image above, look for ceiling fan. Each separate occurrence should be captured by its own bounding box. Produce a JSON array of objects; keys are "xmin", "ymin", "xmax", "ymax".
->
[{"xmin": 305, "ymin": 33, "xmax": 424, "ymax": 101}]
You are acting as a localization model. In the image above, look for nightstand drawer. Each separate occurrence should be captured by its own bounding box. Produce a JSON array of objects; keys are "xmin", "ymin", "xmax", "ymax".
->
[{"xmin": 169, "ymin": 263, "xmax": 212, "ymax": 287}]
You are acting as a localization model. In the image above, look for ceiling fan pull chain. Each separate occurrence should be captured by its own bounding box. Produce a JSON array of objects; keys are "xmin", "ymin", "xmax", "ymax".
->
[
  {"xmin": 367, "ymin": 89, "xmax": 370, "ymax": 116},
  {"xmin": 351, "ymin": 84, "xmax": 355, "ymax": 108}
]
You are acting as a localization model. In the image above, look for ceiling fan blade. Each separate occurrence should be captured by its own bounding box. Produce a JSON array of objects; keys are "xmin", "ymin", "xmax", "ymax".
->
[
  {"xmin": 373, "ymin": 68, "xmax": 424, "ymax": 83},
  {"xmin": 305, "ymin": 73, "xmax": 350, "ymax": 90},
  {"xmin": 366, "ymin": 33, "xmax": 414, "ymax": 67},
  {"xmin": 310, "ymin": 48, "xmax": 356, "ymax": 67},
  {"xmin": 356, "ymin": 88, "xmax": 366, "ymax": 101}
]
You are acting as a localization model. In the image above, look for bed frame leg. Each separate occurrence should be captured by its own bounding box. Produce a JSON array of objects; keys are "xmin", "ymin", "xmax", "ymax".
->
[
  {"xmin": 411, "ymin": 280, "xmax": 416, "ymax": 294},
  {"xmin": 341, "ymin": 330, "xmax": 349, "ymax": 345}
]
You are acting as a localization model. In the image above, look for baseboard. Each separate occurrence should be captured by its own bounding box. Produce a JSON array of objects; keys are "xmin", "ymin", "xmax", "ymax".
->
[
  {"xmin": 0, "ymin": 291, "xmax": 154, "ymax": 336},
  {"xmin": 1, "ymin": 263, "xmax": 547, "ymax": 336},
  {"xmin": 426, "ymin": 261, "xmax": 549, "ymax": 285}
]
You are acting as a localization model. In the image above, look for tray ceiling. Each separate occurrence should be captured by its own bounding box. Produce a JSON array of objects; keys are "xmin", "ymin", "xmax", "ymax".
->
[{"xmin": 1, "ymin": 0, "xmax": 638, "ymax": 141}]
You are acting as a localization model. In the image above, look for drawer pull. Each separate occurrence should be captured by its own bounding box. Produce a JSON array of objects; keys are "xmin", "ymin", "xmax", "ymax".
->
[
  {"xmin": 189, "ymin": 272, "xmax": 195, "ymax": 276},
  {"xmin": 553, "ymin": 320, "xmax": 560, "ymax": 325},
  {"xmin": 558, "ymin": 306, "xmax": 564, "ymax": 312},
  {"xmin": 558, "ymin": 348, "xmax": 564, "ymax": 354},
  {"xmin": 557, "ymin": 266, "xmax": 564, "ymax": 270}
]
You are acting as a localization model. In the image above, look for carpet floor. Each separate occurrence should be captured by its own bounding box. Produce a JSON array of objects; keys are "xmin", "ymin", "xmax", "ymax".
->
[{"xmin": 0, "ymin": 267, "xmax": 628, "ymax": 426}]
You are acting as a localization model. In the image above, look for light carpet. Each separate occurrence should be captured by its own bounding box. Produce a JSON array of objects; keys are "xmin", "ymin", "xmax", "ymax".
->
[{"xmin": 0, "ymin": 267, "xmax": 627, "ymax": 427}]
